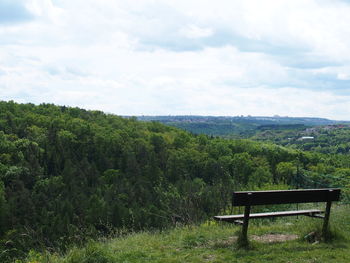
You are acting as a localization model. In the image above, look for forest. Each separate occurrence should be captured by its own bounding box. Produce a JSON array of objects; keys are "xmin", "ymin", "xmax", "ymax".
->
[
  {"xmin": 0, "ymin": 101, "xmax": 350, "ymax": 262},
  {"xmin": 252, "ymin": 125, "xmax": 350, "ymax": 154}
]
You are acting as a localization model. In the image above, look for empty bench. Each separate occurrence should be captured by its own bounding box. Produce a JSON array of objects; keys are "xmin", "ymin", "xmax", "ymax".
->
[{"xmin": 214, "ymin": 188, "xmax": 341, "ymax": 241}]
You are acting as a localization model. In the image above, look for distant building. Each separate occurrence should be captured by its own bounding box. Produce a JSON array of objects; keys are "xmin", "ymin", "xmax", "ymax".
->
[{"xmin": 299, "ymin": 136, "xmax": 314, "ymax": 140}]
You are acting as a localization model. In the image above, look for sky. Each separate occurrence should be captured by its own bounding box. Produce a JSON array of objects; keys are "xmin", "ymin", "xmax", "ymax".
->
[{"xmin": 1, "ymin": 0, "xmax": 350, "ymax": 120}]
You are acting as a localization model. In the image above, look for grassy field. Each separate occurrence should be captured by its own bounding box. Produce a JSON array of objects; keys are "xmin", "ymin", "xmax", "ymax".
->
[{"xmin": 24, "ymin": 205, "xmax": 350, "ymax": 263}]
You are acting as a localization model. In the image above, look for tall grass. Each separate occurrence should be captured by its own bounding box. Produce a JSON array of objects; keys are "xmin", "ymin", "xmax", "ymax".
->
[{"xmin": 23, "ymin": 205, "xmax": 350, "ymax": 263}]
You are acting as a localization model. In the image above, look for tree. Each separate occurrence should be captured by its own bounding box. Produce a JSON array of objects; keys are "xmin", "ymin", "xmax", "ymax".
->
[{"xmin": 276, "ymin": 162, "xmax": 297, "ymax": 184}]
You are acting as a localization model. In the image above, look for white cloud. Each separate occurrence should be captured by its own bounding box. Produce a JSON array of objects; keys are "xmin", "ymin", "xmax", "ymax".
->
[
  {"xmin": 1, "ymin": 0, "xmax": 350, "ymax": 119},
  {"xmin": 337, "ymin": 73, "xmax": 350, "ymax": 80},
  {"xmin": 179, "ymin": 25, "xmax": 213, "ymax": 39}
]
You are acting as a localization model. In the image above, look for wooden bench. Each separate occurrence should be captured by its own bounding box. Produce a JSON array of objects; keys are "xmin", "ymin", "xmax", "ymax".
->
[{"xmin": 214, "ymin": 188, "xmax": 341, "ymax": 241}]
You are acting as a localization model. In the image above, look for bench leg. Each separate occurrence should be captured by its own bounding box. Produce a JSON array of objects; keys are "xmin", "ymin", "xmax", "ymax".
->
[
  {"xmin": 322, "ymin": 201, "xmax": 332, "ymax": 238},
  {"xmin": 241, "ymin": 205, "xmax": 251, "ymax": 243}
]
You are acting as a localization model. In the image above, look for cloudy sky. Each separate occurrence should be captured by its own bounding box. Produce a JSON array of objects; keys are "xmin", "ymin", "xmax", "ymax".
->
[{"xmin": 1, "ymin": 0, "xmax": 350, "ymax": 119}]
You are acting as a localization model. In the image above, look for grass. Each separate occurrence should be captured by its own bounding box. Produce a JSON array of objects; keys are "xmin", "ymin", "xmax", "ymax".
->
[{"xmin": 23, "ymin": 205, "xmax": 350, "ymax": 263}]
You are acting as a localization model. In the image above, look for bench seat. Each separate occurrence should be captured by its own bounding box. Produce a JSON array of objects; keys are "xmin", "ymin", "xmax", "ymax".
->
[{"xmin": 214, "ymin": 209, "xmax": 324, "ymax": 223}]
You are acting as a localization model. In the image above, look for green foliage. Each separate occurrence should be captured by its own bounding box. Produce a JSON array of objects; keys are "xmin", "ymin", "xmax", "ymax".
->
[
  {"xmin": 63, "ymin": 242, "xmax": 115, "ymax": 263},
  {"xmin": 0, "ymin": 181, "xmax": 7, "ymax": 234},
  {"xmin": 253, "ymin": 125, "xmax": 350, "ymax": 155},
  {"xmin": 22, "ymin": 205, "xmax": 350, "ymax": 263},
  {"xmin": 275, "ymin": 162, "xmax": 297, "ymax": 184},
  {"xmin": 0, "ymin": 101, "xmax": 349, "ymax": 262}
]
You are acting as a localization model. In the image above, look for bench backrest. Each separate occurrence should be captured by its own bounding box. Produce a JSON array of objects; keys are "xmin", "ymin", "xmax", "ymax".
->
[{"xmin": 232, "ymin": 188, "xmax": 341, "ymax": 206}]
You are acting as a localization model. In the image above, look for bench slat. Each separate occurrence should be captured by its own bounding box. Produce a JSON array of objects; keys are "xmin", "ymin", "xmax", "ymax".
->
[
  {"xmin": 214, "ymin": 209, "xmax": 323, "ymax": 223},
  {"xmin": 232, "ymin": 188, "xmax": 340, "ymax": 206}
]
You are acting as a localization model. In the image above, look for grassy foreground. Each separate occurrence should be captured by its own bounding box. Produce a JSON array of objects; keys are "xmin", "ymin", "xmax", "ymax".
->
[{"xmin": 24, "ymin": 205, "xmax": 350, "ymax": 263}]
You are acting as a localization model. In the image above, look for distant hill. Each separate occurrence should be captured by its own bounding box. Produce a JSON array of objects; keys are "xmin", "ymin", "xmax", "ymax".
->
[{"xmin": 135, "ymin": 115, "xmax": 350, "ymax": 137}]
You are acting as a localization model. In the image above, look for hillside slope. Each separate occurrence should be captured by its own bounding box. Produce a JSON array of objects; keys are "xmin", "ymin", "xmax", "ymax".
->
[
  {"xmin": 24, "ymin": 205, "xmax": 350, "ymax": 263},
  {"xmin": 0, "ymin": 101, "xmax": 349, "ymax": 262}
]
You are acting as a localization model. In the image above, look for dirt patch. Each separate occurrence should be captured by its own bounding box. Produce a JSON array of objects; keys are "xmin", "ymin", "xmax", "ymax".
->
[
  {"xmin": 211, "ymin": 234, "xmax": 298, "ymax": 248},
  {"xmin": 251, "ymin": 234, "xmax": 299, "ymax": 243}
]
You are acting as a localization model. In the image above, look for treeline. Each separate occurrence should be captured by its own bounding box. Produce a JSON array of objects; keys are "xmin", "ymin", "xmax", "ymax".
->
[{"xmin": 0, "ymin": 101, "xmax": 349, "ymax": 261}]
